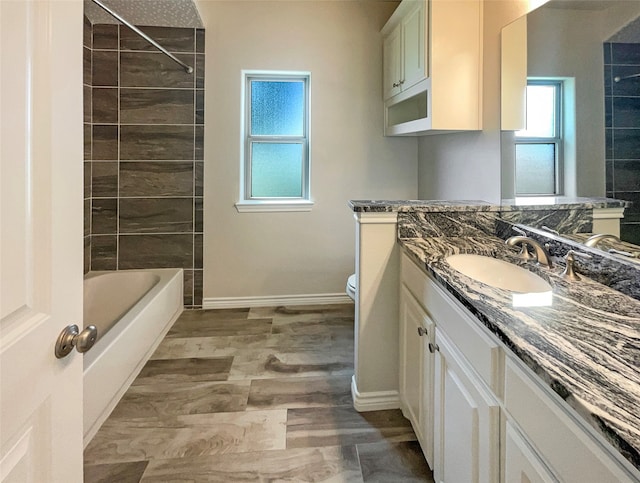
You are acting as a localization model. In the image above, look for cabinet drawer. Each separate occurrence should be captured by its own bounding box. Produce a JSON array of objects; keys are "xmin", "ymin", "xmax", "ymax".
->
[
  {"xmin": 400, "ymin": 253, "xmax": 503, "ymax": 395},
  {"xmin": 504, "ymin": 357, "xmax": 639, "ymax": 482}
]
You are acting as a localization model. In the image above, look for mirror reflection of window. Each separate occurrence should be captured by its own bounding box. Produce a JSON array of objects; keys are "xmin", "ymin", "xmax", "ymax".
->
[{"xmin": 514, "ymin": 80, "xmax": 562, "ymax": 196}]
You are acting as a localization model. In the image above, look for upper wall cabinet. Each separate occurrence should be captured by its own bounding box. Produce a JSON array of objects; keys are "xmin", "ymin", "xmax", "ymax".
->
[{"xmin": 382, "ymin": 0, "xmax": 482, "ymax": 136}]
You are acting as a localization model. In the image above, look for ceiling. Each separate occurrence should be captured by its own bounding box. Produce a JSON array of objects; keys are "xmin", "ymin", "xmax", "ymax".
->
[{"xmin": 84, "ymin": 0, "xmax": 203, "ymax": 28}]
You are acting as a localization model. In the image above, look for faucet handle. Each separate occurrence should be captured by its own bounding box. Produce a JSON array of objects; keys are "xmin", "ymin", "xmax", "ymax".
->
[
  {"xmin": 512, "ymin": 226, "xmax": 527, "ymax": 236},
  {"xmin": 562, "ymin": 250, "xmax": 592, "ymax": 281}
]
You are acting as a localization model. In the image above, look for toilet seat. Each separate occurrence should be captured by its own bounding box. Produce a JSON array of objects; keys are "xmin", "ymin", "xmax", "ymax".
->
[{"xmin": 346, "ymin": 274, "xmax": 356, "ymax": 301}]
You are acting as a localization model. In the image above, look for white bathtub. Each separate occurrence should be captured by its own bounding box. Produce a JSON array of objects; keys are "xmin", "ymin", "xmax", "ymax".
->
[{"xmin": 82, "ymin": 268, "xmax": 183, "ymax": 446}]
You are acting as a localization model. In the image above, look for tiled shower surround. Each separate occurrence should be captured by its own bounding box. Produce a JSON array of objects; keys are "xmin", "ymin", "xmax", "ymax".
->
[
  {"xmin": 604, "ymin": 41, "xmax": 640, "ymax": 245},
  {"xmin": 83, "ymin": 18, "xmax": 205, "ymax": 308}
]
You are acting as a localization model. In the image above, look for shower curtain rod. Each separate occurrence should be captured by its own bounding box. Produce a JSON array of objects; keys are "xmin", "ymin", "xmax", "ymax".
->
[
  {"xmin": 90, "ymin": 0, "xmax": 194, "ymax": 74},
  {"xmin": 614, "ymin": 73, "xmax": 640, "ymax": 82}
]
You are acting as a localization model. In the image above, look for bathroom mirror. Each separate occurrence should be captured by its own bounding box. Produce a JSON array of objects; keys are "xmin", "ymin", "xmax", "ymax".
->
[{"xmin": 500, "ymin": 0, "xmax": 640, "ymax": 248}]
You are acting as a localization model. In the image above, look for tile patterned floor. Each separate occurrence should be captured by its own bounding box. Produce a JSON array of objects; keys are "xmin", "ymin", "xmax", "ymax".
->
[{"xmin": 83, "ymin": 304, "xmax": 434, "ymax": 482}]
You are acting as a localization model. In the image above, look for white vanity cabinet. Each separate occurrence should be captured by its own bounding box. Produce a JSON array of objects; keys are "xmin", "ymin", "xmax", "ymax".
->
[
  {"xmin": 381, "ymin": 0, "xmax": 482, "ymax": 135},
  {"xmin": 432, "ymin": 328, "xmax": 500, "ymax": 483},
  {"xmin": 399, "ymin": 251, "xmax": 640, "ymax": 483},
  {"xmin": 399, "ymin": 284, "xmax": 435, "ymax": 466}
]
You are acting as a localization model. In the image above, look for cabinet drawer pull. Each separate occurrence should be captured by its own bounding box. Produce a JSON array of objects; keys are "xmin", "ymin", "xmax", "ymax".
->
[
  {"xmin": 417, "ymin": 327, "xmax": 427, "ymax": 337},
  {"xmin": 393, "ymin": 82, "xmax": 400, "ymax": 88},
  {"xmin": 429, "ymin": 342, "xmax": 440, "ymax": 353}
]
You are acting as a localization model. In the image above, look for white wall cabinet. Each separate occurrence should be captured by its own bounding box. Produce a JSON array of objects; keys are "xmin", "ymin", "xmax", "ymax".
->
[
  {"xmin": 399, "ymin": 285, "xmax": 435, "ymax": 466},
  {"xmin": 381, "ymin": 0, "xmax": 482, "ymax": 135},
  {"xmin": 399, "ymin": 251, "xmax": 640, "ymax": 482},
  {"xmin": 383, "ymin": 1, "xmax": 425, "ymax": 101}
]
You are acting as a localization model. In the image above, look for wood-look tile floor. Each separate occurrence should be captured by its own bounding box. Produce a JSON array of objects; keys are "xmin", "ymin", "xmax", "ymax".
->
[{"xmin": 84, "ymin": 304, "xmax": 434, "ymax": 482}]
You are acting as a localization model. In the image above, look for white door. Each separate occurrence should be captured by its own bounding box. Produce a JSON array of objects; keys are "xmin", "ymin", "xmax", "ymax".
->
[{"xmin": 1, "ymin": 0, "xmax": 84, "ymax": 481}]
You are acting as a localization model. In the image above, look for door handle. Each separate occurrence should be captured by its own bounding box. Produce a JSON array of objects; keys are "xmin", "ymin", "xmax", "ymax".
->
[{"xmin": 54, "ymin": 324, "xmax": 98, "ymax": 359}]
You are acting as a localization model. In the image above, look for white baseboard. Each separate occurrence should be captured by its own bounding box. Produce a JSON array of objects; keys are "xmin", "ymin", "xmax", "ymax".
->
[
  {"xmin": 203, "ymin": 293, "xmax": 353, "ymax": 309},
  {"xmin": 351, "ymin": 375, "xmax": 400, "ymax": 412}
]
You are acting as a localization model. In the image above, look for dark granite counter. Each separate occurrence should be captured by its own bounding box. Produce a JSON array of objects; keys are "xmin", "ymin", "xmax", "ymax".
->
[{"xmin": 396, "ymin": 214, "xmax": 640, "ymax": 473}]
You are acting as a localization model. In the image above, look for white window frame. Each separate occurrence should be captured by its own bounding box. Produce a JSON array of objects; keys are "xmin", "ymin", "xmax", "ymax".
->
[
  {"xmin": 236, "ymin": 70, "xmax": 313, "ymax": 213},
  {"xmin": 514, "ymin": 79, "xmax": 563, "ymax": 197}
]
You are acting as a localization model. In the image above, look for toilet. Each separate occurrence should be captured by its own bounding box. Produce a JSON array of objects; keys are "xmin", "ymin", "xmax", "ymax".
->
[{"xmin": 346, "ymin": 273, "xmax": 356, "ymax": 301}]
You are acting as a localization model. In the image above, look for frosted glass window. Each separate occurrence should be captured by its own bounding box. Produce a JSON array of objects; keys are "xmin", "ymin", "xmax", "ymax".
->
[
  {"xmin": 515, "ymin": 144, "xmax": 556, "ymax": 195},
  {"xmin": 251, "ymin": 143, "xmax": 303, "ymax": 197},
  {"xmin": 242, "ymin": 72, "xmax": 310, "ymax": 201},
  {"xmin": 251, "ymin": 81, "xmax": 304, "ymax": 136}
]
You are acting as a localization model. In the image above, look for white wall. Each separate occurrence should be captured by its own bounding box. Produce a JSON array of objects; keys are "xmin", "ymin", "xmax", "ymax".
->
[
  {"xmin": 417, "ymin": 0, "xmax": 528, "ymax": 203},
  {"xmin": 196, "ymin": 1, "xmax": 418, "ymax": 300}
]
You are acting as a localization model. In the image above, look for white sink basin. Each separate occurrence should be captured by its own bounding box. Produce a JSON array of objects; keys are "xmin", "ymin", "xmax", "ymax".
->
[{"xmin": 445, "ymin": 254, "xmax": 552, "ymax": 293}]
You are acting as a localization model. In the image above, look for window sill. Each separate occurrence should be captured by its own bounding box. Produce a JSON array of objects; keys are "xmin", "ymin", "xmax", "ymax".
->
[{"xmin": 235, "ymin": 200, "xmax": 314, "ymax": 213}]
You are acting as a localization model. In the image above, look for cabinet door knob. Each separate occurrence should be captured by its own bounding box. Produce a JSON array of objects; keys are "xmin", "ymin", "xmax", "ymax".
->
[
  {"xmin": 417, "ymin": 327, "xmax": 427, "ymax": 337},
  {"xmin": 399, "ymin": 79, "xmax": 405, "ymax": 85},
  {"xmin": 428, "ymin": 342, "xmax": 440, "ymax": 353},
  {"xmin": 392, "ymin": 82, "xmax": 399, "ymax": 88}
]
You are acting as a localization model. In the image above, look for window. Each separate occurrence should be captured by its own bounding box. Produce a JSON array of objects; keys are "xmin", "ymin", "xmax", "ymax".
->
[
  {"xmin": 514, "ymin": 80, "xmax": 562, "ymax": 196},
  {"xmin": 237, "ymin": 71, "xmax": 312, "ymax": 212}
]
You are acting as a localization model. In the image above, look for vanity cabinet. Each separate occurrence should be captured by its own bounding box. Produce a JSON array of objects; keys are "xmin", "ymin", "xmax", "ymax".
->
[
  {"xmin": 432, "ymin": 329, "xmax": 500, "ymax": 483},
  {"xmin": 381, "ymin": 0, "xmax": 482, "ymax": 135},
  {"xmin": 399, "ymin": 284, "xmax": 435, "ymax": 465},
  {"xmin": 399, "ymin": 251, "xmax": 640, "ymax": 482}
]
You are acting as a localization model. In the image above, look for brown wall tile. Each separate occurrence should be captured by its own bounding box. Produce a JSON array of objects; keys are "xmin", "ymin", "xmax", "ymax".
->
[
  {"xmin": 92, "ymin": 51, "xmax": 118, "ymax": 87},
  {"xmin": 93, "ymin": 24, "xmax": 118, "ymax": 50},
  {"xmin": 120, "ymin": 89, "xmax": 194, "ymax": 124},
  {"xmin": 119, "ymin": 162, "xmax": 193, "ymax": 197},
  {"xmin": 92, "ymin": 161, "xmax": 118, "ymax": 197},
  {"xmin": 92, "ymin": 125, "xmax": 118, "ymax": 160},
  {"xmin": 195, "ymin": 162, "xmax": 203, "ymax": 197},
  {"xmin": 194, "ymin": 234, "xmax": 202, "ymax": 269},
  {"xmin": 120, "ymin": 26, "xmax": 195, "ymax": 53},
  {"xmin": 83, "ymin": 47, "xmax": 92, "ymax": 85},
  {"xmin": 120, "ymin": 125, "xmax": 194, "ymax": 160},
  {"xmin": 183, "ymin": 269, "xmax": 194, "ymax": 306},
  {"xmin": 119, "ymin": 198, "xmax": 193, "ymax": 233},
  {"xmin": 84, "ymin": 236, "xmax": 91, "ymax": 274},
  {"xmin": 83, "ymin": 16, "xmax": 92, "ymax": 48},
  {"xmin": 118, "ymin": 234, "xmax": 193, "ymax": 269},
  {"xmin": 84, "ymin": 125, "xmax": 92, "ymax": 160},
  {"xmin": 195, "ymin": 54, "xmax": 204, "ymax": 89},
  {"xmin": 93, "ymin": 88, "xmax": 118, "ymax": 123},
  {"xmin": 120, "ymin": 52, "xmax": 194, "ymax": 88},
  {"xmin": 195, "ymin": 197, "xmax": 203, "ymax": 233},
  {"xmin": 92, "ymin": 235, "xmax": 117, "ymax": 270},
  {"xmin": 196, "ymin": 29, "xmax": 205, "ymax": 54},
  {"xmin": 84, "ymin": 161, "xmax": 92, "ymax": 198},
  {"xmin": 91, "ymin": 198, "xmax": 118, "ymax": 234},
  {"xmin": 195, "ymin": 90, "xmax": 204, "ymax": 125},
  {"xmin": 195, "ymin": 126, "xmax": 203, "ymax": 160},
  {"xmin": 84, "ymin": 85, "xmax": 92, "ymax": 123},
  {"xmin": 193, "ymin": 270, "xmax": 203, "ymax": 306},
  {"xmin": 84, "ymin": 199, "xmax": 91, "ymax": 237}
]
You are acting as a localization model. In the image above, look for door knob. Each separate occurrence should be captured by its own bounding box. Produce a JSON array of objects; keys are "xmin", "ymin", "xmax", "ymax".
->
[
  {"xmin": 428, "ymin": 342, "xmax": 440, "ymax": 353},
  {"xmin": 417, "ymin": 327, "xmax": 427, "ymax": 336},
  {"xmin": 54, "ymin": 324, "xmax": 98, "ymax": 359}
]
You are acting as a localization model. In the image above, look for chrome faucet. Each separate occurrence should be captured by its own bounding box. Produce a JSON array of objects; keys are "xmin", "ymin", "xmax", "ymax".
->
[
  {"xmin": 505, "ymin": 236, "xmax": 554, "ymax": 268},
  {"xmin": 584, "ymin": 233, "xmax": 620, "ymax": 248}
]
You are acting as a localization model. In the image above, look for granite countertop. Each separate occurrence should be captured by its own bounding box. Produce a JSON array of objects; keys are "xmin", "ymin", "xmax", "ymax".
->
[
  {"xmin": 349, "ymin": 196, "xmax": 630, "ymax": 213},
  {"xmin": 398, "ymin": 233, "xmax": 640, "ymax": 472}
]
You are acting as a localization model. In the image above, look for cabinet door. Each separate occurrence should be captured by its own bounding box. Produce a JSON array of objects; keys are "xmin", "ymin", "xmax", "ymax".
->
[
  {"xmin": 433, "ymin": 329, "xmax": 500, "ymax": 483},
  {"xmin": 399, "ymin": 285, "xmax": 435, "ymax": 466},
  {"xmin": 401, "ymin": 0, "xmax": 426, "ymax": 90},
  {"xmin": 383, "ymin": 23, "xmax": 402, "ymax": 100},
  {"xmin": 504, "ymin": 421, "xmax": 558, "ymax": 483}
]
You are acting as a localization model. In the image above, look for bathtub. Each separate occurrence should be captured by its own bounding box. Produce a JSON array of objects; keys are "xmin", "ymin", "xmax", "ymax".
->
[{"xmin": 82, "ymin": 268, "xmax": 183, "ymax": 446}]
